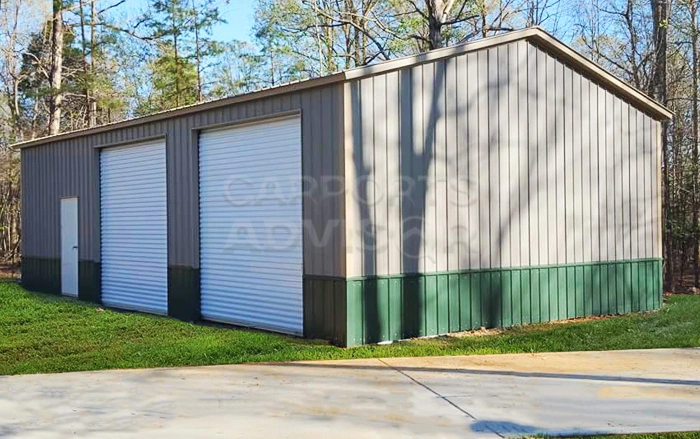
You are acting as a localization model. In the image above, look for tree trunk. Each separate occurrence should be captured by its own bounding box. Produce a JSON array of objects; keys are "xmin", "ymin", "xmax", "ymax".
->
[
  {"xmin": 652, "ymin": 0, "xmax": 672, "ymax": 290},
  {"xmin": 78, "ymin": 0, "xmax": 93, "ymax": 128},
  {"xmin": 192, "ymin": 0, "xmax": 203, "ymax": 101},
  {"xmin": 624, "ymin": 0, "xmax": 644, "ymax": 90},
  {"xmin": 171, "ymin": 2, "xmax": 181, "ymax": 107},
  {"xmin": 691, "ymin": 0, "xmax": 699, "ymax": 288},
  {"xmin": 325, "ymin": 13, "xmax": 335, "ymax": 73},
  {"xmin": 90, "ymin": 0, "xmax": 97, "ymax": 126},
  {"xmin": 426, "ymin": 0, "xmax": 456, "ymax": 49},
  {"xmin": 343, "ymin": 0, "xmax": 353, "ymax": 69},
  {"xmin": 48, "ymin": 0, "xmax": 64, "ymax": 135},
  {"xmin": 673, "ymin": 104, "xmax": 683, "ymax": 285},
  {"xmin": 310, "ymin": 0, "xmax": 325, "ymax": 74},
  {"xmin": 5, "ymin": 1, "xmax": 23, "ymax": 140},
  {"xmin": 353, "ymin": 15, "xmax": 361, "ymax": 65}
]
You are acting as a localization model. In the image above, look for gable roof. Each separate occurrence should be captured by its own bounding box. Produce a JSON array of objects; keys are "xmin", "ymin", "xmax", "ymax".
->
[{"xmin": 13, "ymin": 27, "xmax": 672, "ymax": 149}]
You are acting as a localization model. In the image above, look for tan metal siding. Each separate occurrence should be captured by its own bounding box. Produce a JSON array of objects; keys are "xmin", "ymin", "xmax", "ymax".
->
[
  {"xmin": 496, "ymin": 46, "xmax": 509, "ymax": 268},
  {"xmin": 344, "ymin": 40, "xmax": 662, "ymax": 278},
  {"xmin": 464, "ymin": 51, "xmax": 480, "ymax": 269},
  {"xmin": 588, "ymin": 78, "xmax": 600, "ymax": 262},
  {"xmin": 653, "ymin": 118, "xmax": 662, "ymax": 258},
  {"xmin": 434, "ymin": 61, "xmax": 448, "ymax": 273},
  {"xmin": 609, "ymin": 89, "xmax": 620, "ymax": 260},
  {"xmin": 386, "ymin": 70, "xmax": 402, "ymax": 276},
  {"xmin": 21, "ymin": 84, "xmax": 345, "ymax": 277},
  {"xmin": 532, "ymin": 45, "xmax": 545, "ymax": 267},
  {"xmin": 476, "ymin": 50, "xmax": 490, "ymax": 269},
  {"xmin": 516, "ymin": 42, "xmax": 530, "ymax": 268}
]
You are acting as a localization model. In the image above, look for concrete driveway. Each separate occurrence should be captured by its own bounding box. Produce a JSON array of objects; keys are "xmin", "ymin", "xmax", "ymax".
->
[{"xmin": 1, "ymin": 348, "xmax": 699, "ymax": 438}]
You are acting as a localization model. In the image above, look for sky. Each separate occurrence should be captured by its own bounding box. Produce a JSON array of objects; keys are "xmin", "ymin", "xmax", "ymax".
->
[
  {"xmin": 210, "ymin": 1, "xmax": 256, "ymax": 43},
  {"xmin": 119, "ymin": 0, "xmax": 257, "ymax": 44}
]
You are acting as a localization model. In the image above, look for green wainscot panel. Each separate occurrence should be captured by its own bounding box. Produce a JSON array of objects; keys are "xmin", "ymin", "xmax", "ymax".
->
[{"xmin": 342, "ymin": 259, "xmax": 662, "ymax": 347}]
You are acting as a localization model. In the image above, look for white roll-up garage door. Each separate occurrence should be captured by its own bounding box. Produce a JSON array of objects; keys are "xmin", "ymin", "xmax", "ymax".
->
[
  {"xmin": 100, "ymin": 140, "xmax": 168, "ymax": 314},
  {"xmin": 199, "ymin": 116, "xmax": 303, "ymax": 335}
]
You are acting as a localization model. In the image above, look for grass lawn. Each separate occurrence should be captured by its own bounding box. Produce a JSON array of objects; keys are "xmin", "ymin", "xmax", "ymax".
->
[
  {"xmin": 1, "ymin": 280, "xmax": 699, "ymax": 375},
  {"xmin": 559, "ymin": 434, "xmax": 700, "ymax": 439}
]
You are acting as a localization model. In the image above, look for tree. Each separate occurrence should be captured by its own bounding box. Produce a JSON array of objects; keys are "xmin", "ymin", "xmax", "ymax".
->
[
  {"xmin": 209, "ymin": 41, "xmax": 267, "ymax": 97},
  {"xmin": 652, "ymin": 0, "xmax": 672, "ymax": 288},
  {"xmin": 0, "ymin": 0, "xmax": 43, "ymax": 263},
  {"xmin": 574, "ymin": 0, "xmax": 656, "ymax": 92},
  {"xmin": 687, "ymin": 0, "xmax": 699, "ymax": 287},
  {"xmin": 190, "ymin": 0, "xmax": 225, "ymax": 100},
  {"xmin": 135, "ymin": 42, "xmax": 199, "ymax": 115},
  {"xmin": 19, "ymin": 19, "xmax": 99, "ymax": 133},
  {"xmin": 144, "ymin": 0, "xmax": 191, "ymax": 107},
  {"xmin": 0, "ymin": 0, "xmax": 48, "ymax": 140},
  {"xmin": 143, "ymin": 0, "xmax": 223, "ymax": 108},
  {"xmin": 407, "ymin": 0, "xmax": 479, "ymax": 49},
  {"xmin": 83, "ymin": 0, "xmax": 143, "ymax": 125},
  {"xmin": 76, "ymin": 0, "xmax": 100, "ymax": 127},
  {"xmin": 523, "ymin": 0, "xmax": 565, "ymax": 28},
  {"xmin": 253, "ymin": 1, "xmax": 315, "ymax": 83},
  {"xmin": 0, "ymin": 142, "xmax": 20, "ymax": 264},
  {"xmin": 48, "ymin": 0, "xmax": 65, "ymax": 135}
]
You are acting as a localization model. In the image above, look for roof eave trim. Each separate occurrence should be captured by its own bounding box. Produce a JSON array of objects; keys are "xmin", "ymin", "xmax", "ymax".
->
[
  {"xmin": 13, "ymin": 72, "xmax": 346, "ymax": 149},
  {"xmin": 343, "ymin": 27, "xmax": 541, "ymax": 80},
  {"xmin": 527, "ymin": 30, "xmax": 673, "ymax": 121}
]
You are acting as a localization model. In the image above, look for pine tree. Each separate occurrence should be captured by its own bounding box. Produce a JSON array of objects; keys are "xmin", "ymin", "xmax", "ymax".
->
[
  {"xmin": 136, "ymin": 41, "xmax": 199, "ymax": 114},
  {"xmin": 142, "ymin": 0, "xmax": 223, "ymax": 109}
]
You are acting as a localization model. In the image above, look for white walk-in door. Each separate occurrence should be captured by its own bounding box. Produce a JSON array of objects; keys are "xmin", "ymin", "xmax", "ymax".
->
[
  {"xmin": 60, "ymin": 197, "xmax": 79, "ymax": 297},
  {"xmin": 100, "ymin": 140, "xmax": 168, "ymax": 314},
  {"xmin": 199, "ymin": 116, "xmax": 303, "ymax": 335}
]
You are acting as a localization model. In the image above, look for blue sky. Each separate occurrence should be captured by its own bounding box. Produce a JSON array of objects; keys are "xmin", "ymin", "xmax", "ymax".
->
[
  {"xmin": 123, "ymin": 0, "xmax": 257, "ymax": 43},
  {"xmin": 211, "ymin": 1, "xmax": 256, "ymax": 43}
]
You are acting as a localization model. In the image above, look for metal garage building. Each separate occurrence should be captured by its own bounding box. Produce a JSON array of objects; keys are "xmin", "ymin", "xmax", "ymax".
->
[{"xmin": 17, "ymin": 28, "xmax": 672, "ymax": 346}]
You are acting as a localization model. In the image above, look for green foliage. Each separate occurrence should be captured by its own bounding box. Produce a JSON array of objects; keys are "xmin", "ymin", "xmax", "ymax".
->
[
  {"xmin": 14, "ymin": 7, "xmax": 128, "ymax": 134},
  {"xmin": 556, "ymin": 434, "xmax": 700, "ymax": 439},
  {"xmin": 145, "ymin": 0, "xmax": 192, "ymax": 41},
  {"xmin": 208, "ymin": 41, "xmax": 267, "ymax": 98},
  {"xmin": 135, "ymin": 42, "xmax": 199, "ymax": 115},
  {"xmin": 387, "ymin": 0, "xmax": 480, "ymax": 52},
  {"xmin": 138, "ymin": 0, "xmax": 225, "ymax": 111},
  {"xmin": 1, "ymin": 279, "xmax": 699, "ymax": 375},
  {"xmin": 253, "ymin": 0, "xmax": 314, "ymax": 83}
]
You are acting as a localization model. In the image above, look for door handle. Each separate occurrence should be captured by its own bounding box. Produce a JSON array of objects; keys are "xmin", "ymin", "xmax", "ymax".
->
[{"xmin": 73, "ymin": 246, "xmax": 78, "ymax": 250}]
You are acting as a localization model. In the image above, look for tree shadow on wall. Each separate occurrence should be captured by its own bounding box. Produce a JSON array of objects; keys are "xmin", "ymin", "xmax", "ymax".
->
[{"xmin": 351, "ymin": 43, "xmax": 649, "ymax": 343}]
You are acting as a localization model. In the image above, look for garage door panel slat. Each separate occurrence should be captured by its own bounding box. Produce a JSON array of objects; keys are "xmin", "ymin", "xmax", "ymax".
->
[
  {"xmin": 200, "ymin": 260, "xmax": 302, "ymax": 271},
  {"xmin": 200, "ymin": 276, "xmax": 303, "ymax": 290},
  {"xmin": 199, "ymin": 117, "xmax": 303, "ymax": 336},
  {"xmin": 202, "ymin": 299, "xmax": 302, "ymax": 315}
]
